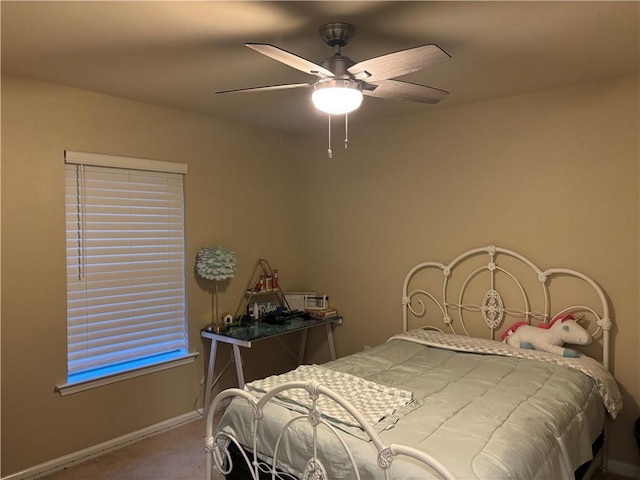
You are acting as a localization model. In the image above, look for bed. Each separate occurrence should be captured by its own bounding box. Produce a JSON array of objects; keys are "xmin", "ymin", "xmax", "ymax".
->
[{"xmin": 205, "ymin": 245, "xmax": 623, "ymax": 480}]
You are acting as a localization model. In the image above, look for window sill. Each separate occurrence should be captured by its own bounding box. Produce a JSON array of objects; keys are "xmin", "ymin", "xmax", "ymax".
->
[{"xmin": 55, "ymin": 351, "xmax": 199, "ymax": 396}]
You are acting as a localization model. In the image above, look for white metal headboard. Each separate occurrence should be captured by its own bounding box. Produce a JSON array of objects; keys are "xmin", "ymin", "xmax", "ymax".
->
[{"xmin": 402, "ymin": 246, "xmax": 613, "ymax": 370}]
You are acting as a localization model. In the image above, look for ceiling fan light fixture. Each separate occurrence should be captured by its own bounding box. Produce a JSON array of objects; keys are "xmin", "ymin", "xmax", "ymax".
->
[{"xmin": 312, "ymin": 79, "xmax": 363, "ymax": 115}]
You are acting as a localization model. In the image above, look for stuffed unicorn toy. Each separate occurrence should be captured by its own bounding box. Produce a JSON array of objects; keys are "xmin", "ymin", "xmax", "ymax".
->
[{"xmin": 501, "ymin": 314, "xmax": 592, "ymax": 358}]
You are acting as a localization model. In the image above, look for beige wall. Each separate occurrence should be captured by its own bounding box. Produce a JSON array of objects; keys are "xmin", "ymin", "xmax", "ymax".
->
[
  {"xmin": 2, "ymin": 73, "xmax": 639, "ymax": 474},
  {"xmin": 297, "ymin": 74, "xmax": 640, "ymax": 468},
  {"xmin": 0, "ymin": 75, "xmax": 306, "ymax": 475}
]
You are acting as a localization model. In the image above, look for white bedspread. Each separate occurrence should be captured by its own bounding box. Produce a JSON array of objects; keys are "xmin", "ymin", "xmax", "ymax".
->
[
  {"xmin": 217, "ymin": 331, "xmax": 618, "ymax": 479},
  {"xmin": 390, "ymin": 329, "xmax": 623, "ymax": 418}
]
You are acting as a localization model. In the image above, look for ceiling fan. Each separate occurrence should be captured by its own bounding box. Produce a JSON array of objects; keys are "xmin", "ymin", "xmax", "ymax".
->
[{"xmin": 216, "ymin": 22, "xmax": 451, "ymax": 156}]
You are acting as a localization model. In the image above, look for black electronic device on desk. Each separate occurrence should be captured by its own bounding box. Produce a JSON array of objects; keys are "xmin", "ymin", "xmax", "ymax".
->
[{"xmin": 262, "ymin": 308, "xmax": 303, "ymax": 325}]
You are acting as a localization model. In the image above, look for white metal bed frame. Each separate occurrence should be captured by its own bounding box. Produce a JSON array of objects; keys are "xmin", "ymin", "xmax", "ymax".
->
[{"xmin": 205, "ymin": 245, "xmax": 614, "ymax": 480}]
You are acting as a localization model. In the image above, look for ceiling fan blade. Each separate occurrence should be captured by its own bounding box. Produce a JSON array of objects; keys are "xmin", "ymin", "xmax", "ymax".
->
[
  {"xmin": 348, "ymin": 44, "xmax": 450, "ymax": 83},
  {"xmin": 363, "ymin": 79, "xmax": 449, "ymax": 104},
  {"xmin": 216, "ymin": 83, "xmax": 311, "ymax": 95},
  {"xmin": 246, "ymin": 43, "xmax": 334, "ymax": 78}
]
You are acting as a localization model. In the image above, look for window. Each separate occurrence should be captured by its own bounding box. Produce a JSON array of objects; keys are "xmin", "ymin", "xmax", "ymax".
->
[{"xmin": 57, "ymin": 151, "xmax": 195, "ymax": 395}]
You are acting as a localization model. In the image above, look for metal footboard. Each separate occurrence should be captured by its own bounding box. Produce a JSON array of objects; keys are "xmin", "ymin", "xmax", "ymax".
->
[{"xmin": 205, "ymin": 380, "xmax": 455, "ymax": 480}]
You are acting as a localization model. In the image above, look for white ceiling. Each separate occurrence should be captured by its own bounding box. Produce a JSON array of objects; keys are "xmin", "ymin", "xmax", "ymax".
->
[{"xmin": 2, "ymin": 1, "xmax": 638, "ymax": 133}]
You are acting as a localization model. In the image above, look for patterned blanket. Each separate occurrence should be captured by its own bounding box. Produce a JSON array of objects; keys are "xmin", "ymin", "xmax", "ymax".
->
[
  {"xmin": 245, "ymin": 364, "xmax": 415, "ymax": 432},
  {"xmin": 390, "ymin": 329, "xmax": 623, "ymax": 418}
]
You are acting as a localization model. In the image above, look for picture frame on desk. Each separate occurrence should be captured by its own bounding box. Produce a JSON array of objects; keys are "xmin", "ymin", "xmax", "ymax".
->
[
  {"xmin": 248, "ymin": 300, "xmax": 280, "ymax": 317},
  {"xmin": 305, "ymin": 295, "xmax": 329, "ymax": 310},
  {"xmin": 284, "ymin": 291, "xmax": 316, "ymax": 311}
]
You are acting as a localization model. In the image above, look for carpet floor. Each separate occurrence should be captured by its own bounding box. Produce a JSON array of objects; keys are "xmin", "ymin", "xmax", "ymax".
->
[
  {"xmin": 37, "ymin": 417, "xmax": 220, "ymax": 480},
  {"xmin": 37, "ymin": 417, "xmax": 631, "ymax": 480}
]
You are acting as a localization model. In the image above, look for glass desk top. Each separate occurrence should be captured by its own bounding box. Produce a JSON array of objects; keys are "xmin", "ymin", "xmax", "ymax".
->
[
  {"xmin": 201, "ymin": 315, "xmax": 342, "ymax": 345},
  {"xmin": 200, "ymin": 314, "xmax": 342, "ymax": 413}
]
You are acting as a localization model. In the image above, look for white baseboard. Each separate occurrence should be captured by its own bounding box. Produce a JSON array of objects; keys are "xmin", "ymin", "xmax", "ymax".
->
[
  {"xmin": 2, "ymin": 411, "xmax": 202, "ymax": 480},
  {"xmin": 607, "ymin": 458, "xmax": 640, "ymax": 479}
]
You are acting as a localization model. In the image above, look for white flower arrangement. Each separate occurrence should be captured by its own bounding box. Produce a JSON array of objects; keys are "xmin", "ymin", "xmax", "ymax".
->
[{"xmin": 196, "ymin": 246, "xmax": 237, "ymax": 281}]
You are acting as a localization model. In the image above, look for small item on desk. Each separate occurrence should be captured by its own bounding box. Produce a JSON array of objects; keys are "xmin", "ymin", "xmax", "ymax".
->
[
  {"xmin": 204, "ymin": 324, "xmax": 223, "ymax": 334},
  {"xmin": 262, "ymin": 307, "xmax": 288, "ymax": 325},
  {"xmin": 252, "ymin": 302, "xmax": 259, "ymax": 320},
  {"xmin": 305, "ymin": 295, "xmax": 329, "ymax": 310},
  {"xmin": 307, "ymin": 308, "xmax": 338, "ymax": 319},
  {"xmin": 223, "ymin": 313, "xmax": 234, "ymax": 325},
  {"xmin": 261, "ymin": 306, "xmax": 290, "ymax": 324}
]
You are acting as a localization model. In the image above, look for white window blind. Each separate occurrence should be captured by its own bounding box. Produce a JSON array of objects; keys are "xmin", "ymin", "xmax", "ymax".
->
[{"xmin": 64, "ymin": 151, "xmax": 188, "ymax": 381}]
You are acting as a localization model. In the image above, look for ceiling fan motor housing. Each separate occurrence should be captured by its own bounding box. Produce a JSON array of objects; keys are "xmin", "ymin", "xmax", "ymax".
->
[
  {"xmin": 321, "ymin": 54, "xmax": 356, "ymax": 79},
  {"xmin": 319, "ymin": 22, "xmax": 356, "ymax": 47}
]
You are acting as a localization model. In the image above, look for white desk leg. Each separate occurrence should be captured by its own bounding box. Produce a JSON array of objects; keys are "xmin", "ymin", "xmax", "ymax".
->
[
  {"xmin": 298, "ymin": 329, "xmax": 309, "ymax": 364},
  {"xmin": 326, "ymin": 323, "xmax": 336, "ymax": 360},
  {"xmin": 203, "ymin": 339, "xmax": 219, "ymax": 416},
  {"xmin": 232, "ymin": 344, "xmax": 245, "ymax": 388}
]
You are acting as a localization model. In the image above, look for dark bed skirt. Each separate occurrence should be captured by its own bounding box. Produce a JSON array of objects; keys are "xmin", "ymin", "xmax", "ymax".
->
[
  {"xmin": 224, "ymin": 442, "xmax": 289, "ymax": 480},
  {"xmin": 575, "ymin": 432, "xmax": 605, "ymax": 480},
  {"xmin": 222, "ymin": 433, "xmax": 605, "ymax": 480}
]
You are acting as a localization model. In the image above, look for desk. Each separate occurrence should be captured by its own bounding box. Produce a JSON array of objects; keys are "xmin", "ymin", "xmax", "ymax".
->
[{"xmin": 201, "ymin": 315, "xmax": 342, "ymax": 414}]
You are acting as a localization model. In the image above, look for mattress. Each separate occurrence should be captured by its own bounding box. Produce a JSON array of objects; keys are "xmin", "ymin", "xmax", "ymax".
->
[{"xmin": 216, "ymin": 331, "xmax": 621, "ymax": 479}]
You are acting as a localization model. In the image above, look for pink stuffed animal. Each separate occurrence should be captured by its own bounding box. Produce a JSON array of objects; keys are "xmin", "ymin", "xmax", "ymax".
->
[{"xmin": 501, "ymin": 314, "xmax": 592, "ymax": 358}]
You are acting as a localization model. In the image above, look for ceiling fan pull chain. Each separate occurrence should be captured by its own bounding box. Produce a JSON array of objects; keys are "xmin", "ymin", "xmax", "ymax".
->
[
  {"xmin": 327, "ymin": 114, "xmax": 333, "ymax": 158},
  {"xmin": 345, "ymin": 111, "xmax": 349, "ymax": 150}
]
